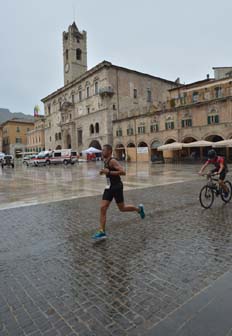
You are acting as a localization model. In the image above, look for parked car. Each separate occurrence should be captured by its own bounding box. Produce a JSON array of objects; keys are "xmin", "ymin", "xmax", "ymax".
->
[
  {"xmin": 0, "ymin": 152, "xmax": 5, "ymax": 163},
  {"xmin": 1, "ymin": 155, "xmax": 14, "ymax": 168},
  {"xmin": 23, "ymin": 154, "xmax": 37, "ymax": 166}
]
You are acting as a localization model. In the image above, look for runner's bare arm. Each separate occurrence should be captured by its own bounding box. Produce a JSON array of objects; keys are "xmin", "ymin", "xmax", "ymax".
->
[{"xmin": 109, "ymin": 159, "xmax": 126, "ymax": 176}]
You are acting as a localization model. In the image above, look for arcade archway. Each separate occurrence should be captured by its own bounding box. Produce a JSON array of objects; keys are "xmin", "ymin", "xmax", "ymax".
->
[
  {"xmin": 89, "ymin": 140, "xmax": 102, "ymax": 150},
  {"xmin": 115, "ymin": 144, "xmax": 125, "ymax": 160},
  {"xmin": 150, "ymin": 140, "xmax": 162, "ymax": 162}
]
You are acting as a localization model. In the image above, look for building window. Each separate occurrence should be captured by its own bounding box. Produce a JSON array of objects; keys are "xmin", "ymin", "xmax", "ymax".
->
[
  {"xmin": 86, "ymin": 87, "xmax": 90, "ymax": 98},
  {"xmin": 59, "ymin": 132, "xmax": 62, "ymax": 140},
  {"xmin": 87, "ymin": 107, "xmax": 90, "ymax": 114},
  {"xmin": 95, "ymin": 123, "xmax": 99, "ymax": 133},
  {"xmin": 180, "ymin": 93, "xmax": 187, "ymax": 105},
  {"xmin": 72, "ymin": 94, "xmax": 75, "ymax": 104},
  {"xmin": 90, "ymin": 124, "xmax": 94, "ymax": 134},
  {"xmin": 76, "ymin": 48, "xmax": 82, "ymax": 61},
  {"xmin": 215, "ymin": 87, "xmax": 222, "ymax": 98},
  {"xmin": 116, "ymin": 129, "xmax": 123, "ymax": 137},
  {"xmin": 113, "ymin": 104, "xmax": 116, "ymax": 110},
  {"xmin": 27, "ymin": 128, "xmax": 30, "ymax": 132},
  {"xmin": 192, "ymin": 92, "xmax": 199, "ymax": 103},
  {"xmin": 147, "ymin": 89, "xmax": 152, "ymax": 102},
  {"xmin": 95, "ymin": 82, "xmax": 99, "ymax": 95},
  {"xmin": 55, "ymin": 133, "xmax": 58, "ymax": 141},
  {"xmin": 165, "ymin": 121, "xmax": 175, "ymax": 130},
  {"xmin": 79, "ymin": 91, "xmax": 82, "ymax": 101},
  {"xmin": 134, "ymin": 89, "xmax": 138, "ymax": 99},
  {"xmin": 150, "ymin": 123, "xmax": 159, "ymax": 132},
  {"xmin": 77, "ymin": 129, "xmax": 83, "ymax": 145},
  {"xmin": 15, "ymin": 138, "xmax": 22, "ymax": 143},
  {"xmin": 138, "ymin": 126, "xmax": 145, "ymax": 134},
  {"xmin": 66, "ymin": 49, "xmax": 69, "ymax": 61},
  {"xmin": 70, "ymin": 114, "xmax": 72, "ymax": 120},
  {"xmin": 181, "ymin": 119, "xmax": 192, "ymax": 128},
  {"xmin": 127, "ymin": 128, "xmax": 134, "ymax": 136},
  {"xmin": 16, "ymin": 126, "xmax": 20, "ymax": 133},
  {"xmin": 208, "ymin": 115, "xmax": 219, "ymax": 124},
  {"xmin": 59, "ymin": 101, "xmax": 62, "ymax": 110},
  {"xmin": 50, "ymin": 136, "xmax": 52, "ymax": 142}
]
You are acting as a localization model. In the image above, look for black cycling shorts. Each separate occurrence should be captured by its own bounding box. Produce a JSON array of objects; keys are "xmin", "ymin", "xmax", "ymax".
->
[
  {"xmin": 102, "ymin": 185, "xmax": 124, "ymax": 204},
  {"xmin": 211, "ymin": 168, "xmax": 226, "ymax": 181}
]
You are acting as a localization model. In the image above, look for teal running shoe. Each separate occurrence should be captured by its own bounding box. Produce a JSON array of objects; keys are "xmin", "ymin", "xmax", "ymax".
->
[
  {"xmin": 92, "ymin": 230, "xmax": 107, "ymax": 240},
  {"xmin": 138, "ymin": 204, "xmax": 145, "ymax": 219}
]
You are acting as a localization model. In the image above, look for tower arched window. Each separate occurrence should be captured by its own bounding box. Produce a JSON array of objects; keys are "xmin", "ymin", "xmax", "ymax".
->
[
  {"xmin": 95, "ymin": 123, "xmax": 99, "ymax": 133},
  {"xmin": 66, "ymin": 49, "xmax": 69, "ymax": 61},
  {"xmin": 90, "ymin": 124, "xmax": 94, "ymax": 134},
  {"xmin": 76, "ymin": 48, "xmax": 82, "ymax": 61}
]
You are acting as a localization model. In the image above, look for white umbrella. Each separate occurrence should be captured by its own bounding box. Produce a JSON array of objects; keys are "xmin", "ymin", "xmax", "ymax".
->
[
  {"xmin": 213, "ymin": 139, "xmax": 232, "ymax": 148},
  {"xmin": 182, "ymin": 140, "xmax": 213, "ymax": 148},
  {"xmin": 82, "ymin": 147, "xmax": 102, "ymax": 154},
  {"xmin": 158, "ymin": 142, "xmax": 183, "ymax": 151}
]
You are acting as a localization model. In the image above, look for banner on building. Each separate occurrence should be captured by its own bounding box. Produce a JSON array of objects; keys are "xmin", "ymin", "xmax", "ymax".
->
[{"xmin": 137, "ymin": 147, "xmax": 148, "ymax": 154}]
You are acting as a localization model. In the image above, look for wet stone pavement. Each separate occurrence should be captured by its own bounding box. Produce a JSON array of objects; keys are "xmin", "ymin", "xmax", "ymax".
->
[{"xmin": 1, "ymin": 177, "xmax": 232, "ymax": 335}]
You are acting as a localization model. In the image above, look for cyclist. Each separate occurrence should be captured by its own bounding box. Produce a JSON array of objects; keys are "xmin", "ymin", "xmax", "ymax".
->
[{"xmin": 199, "ymin": 149, "xmax": 229, "ymax": 196}]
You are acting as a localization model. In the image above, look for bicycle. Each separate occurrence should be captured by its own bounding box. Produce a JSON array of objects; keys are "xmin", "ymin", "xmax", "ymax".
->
[{"xmin": 199, "ymin": 173, "xmax": 232, "ymax": 209}]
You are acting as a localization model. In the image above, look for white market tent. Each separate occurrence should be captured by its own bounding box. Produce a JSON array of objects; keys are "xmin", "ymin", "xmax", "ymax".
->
[
  {"xmin": 182, "ymin": 140, "xmax": 213, "ymax": 148},
  {"xmin": 158, "ymin": 142, "xmax": 183, "ymax": 151},
  {"xmin": 212, "ymin": 139, "xmax": 232, "ymax": 148},
  {"xmin": 82, "ymin": 147, "xmax": 102, "ymax": 154}
]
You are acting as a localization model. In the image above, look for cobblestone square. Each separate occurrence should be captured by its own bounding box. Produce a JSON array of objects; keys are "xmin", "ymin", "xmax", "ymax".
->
[{"xmin": 1, "ymin": 163, "xmax": 232, "ymax": 335}]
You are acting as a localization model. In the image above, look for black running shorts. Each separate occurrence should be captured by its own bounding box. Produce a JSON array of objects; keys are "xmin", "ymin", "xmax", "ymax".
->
[{"xmin": 102, "ymin": 185, "xmax": 124, "ymax": 204}]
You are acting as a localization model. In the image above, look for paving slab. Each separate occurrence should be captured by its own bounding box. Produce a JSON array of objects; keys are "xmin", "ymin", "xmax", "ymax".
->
[{"xmin": 1, "ymin": 170, "xmax": 232, "ymax": 335}]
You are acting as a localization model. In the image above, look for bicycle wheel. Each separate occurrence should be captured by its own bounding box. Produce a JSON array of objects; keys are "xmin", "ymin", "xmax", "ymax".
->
[
  {"xmin": 199, "ymin": 185, "xmax": 214, "ymax": 209},
  {"xmin": 221, "ymin": 181, "xmax": 232, "ymax": 203}
]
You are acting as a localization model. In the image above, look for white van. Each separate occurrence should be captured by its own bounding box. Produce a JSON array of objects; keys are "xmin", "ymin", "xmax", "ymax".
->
[
  {"xmin": 31, "ymin": 151, "xmax": 52, "ymax": 166},
  {"xmin": 48, "ymin": 149, "xmax": 78, "ymax": 165}
]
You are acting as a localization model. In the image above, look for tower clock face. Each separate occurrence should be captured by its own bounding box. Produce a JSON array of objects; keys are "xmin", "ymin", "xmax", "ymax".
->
[{"xmin": 65, "ymin": 63, "xmax": 70, "ymax": 73}]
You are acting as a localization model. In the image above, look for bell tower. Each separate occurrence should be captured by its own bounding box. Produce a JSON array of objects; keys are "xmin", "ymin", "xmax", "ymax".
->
[{"xmin": 63, "ymin": 22, "xmax": 87, "ymax": 85}]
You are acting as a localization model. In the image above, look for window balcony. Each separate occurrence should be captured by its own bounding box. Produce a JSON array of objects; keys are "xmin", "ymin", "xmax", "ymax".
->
[{"xmin": 99, "ymin": 86, "xmax": 114, "ymax": 97}]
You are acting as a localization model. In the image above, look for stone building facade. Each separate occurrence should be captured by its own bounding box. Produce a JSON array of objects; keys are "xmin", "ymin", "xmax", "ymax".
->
[
  {"xmin": 41, "ymin": 23, "xmax": 177, "ymax": 153},
  {"xmin": 113, "ymin": 67, "xmax": 232, "ymax": 161},
  {"xmin": 1, "ymin": 119, "xmax": 34, "ymax": 156},
  {"xmin": 0, "ymin": 127, "xmax": 2, "ymax": 152},
  {"xmin": 26, "ymin": 116, "xmax": 45, "ymax": 153}
]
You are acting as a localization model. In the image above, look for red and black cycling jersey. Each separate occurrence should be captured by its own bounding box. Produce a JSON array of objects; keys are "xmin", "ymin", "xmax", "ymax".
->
[{"xmin": 207, "ymin": 156, "xmax": 228, "ymax": 172}]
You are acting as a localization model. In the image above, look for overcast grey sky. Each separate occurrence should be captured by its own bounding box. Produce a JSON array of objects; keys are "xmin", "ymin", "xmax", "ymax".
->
[{"xmin": 0, "ymin": 0, "xmax": 231, "ymax": 115}]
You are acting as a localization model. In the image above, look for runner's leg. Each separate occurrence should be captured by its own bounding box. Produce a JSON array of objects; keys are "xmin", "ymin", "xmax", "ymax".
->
[
  {"xmin": 100, "ymin": 200, "xmax": 111, "ymax": 232},
  {"xmin": 117, "ymin": 202, "xmax": 139, "ymax": 212}
]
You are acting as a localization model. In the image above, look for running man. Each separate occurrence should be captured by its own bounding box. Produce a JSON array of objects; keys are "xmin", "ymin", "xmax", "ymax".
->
[
  {"xmin": 92, "ymin": 144, "xmax": 145, "ymax": 240},
  {"xmin": 199, "ymin": 149, "xmax": 229, "ymax": 196}
]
